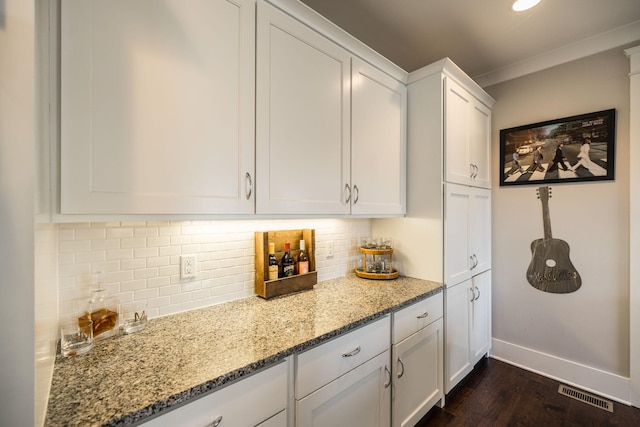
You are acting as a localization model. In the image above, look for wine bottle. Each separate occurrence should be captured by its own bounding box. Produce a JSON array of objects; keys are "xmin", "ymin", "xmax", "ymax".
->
[
  {"xmin": 297, "ymin": 240, "xmax": 309, "ymax": 274},
  {"xmin": 268, "ymin": 242, "xmax": 278, "ymax": 281},
  {"xmin": 281, "ymin": 242, "xmax": 295, "ymax": 277}
]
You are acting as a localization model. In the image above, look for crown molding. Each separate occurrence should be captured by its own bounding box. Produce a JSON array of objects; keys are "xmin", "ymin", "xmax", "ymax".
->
[{"xmin": 475, "ymin": 20, "xmax": 640, "ymax": 88}]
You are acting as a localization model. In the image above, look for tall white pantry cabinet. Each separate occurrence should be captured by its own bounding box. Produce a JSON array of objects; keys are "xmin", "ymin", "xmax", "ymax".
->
[{"xmin": 372, "ymin": 58, "xmax": 495, "ymax": 395}]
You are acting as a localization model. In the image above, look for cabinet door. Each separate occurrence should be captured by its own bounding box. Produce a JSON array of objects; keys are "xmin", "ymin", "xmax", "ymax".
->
[
  {"xmin": 444, "ymin": 183, "xmax": 472, "ymax": 286},
  {"xmin": 392, "ymin": 318, "xmax": 443, "ymax": 427},
  {"xmin": 444, "ymin": 77, "xmax": 492, "ymax": 189},
  {"xmin": 469, "ymin": 187, "xmax": 491, "ymax": 275},
  {"xmin": 256, "ymin": 1, "xmax": 351, "ymax": 215},
  {"xmin": 444, "ymin": 77, "xmax": 472, "ymax": 186},
  {"xmin": 445, "ymin": 184, "xmax": 491, "ymax": 286},
  {"xmin": 351, "ymin": 58, "xmax": 407, "ymax": 215},
  {"xmin": 296, "ymin": 350, "xmax": 391, "ymax": 427},
  {"xmin": 444, "ymin": 280, "xmax": 473, "ymax": 393},
  {"xmin": 61, "ymin": 0, "xmax": 255, "ymax": 214},
  {"xmin": 471, "ymin": 270, "xmax": 492, "ymax": 365},
  {"xmin": 470, "ymin": 101, "xmax": 491, "ymax": 188}
]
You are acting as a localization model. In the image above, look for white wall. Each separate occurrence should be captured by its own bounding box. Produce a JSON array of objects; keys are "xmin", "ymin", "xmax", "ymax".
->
[
  {"xmin": 625, "ymin": 45, "xmax": 640, "ymax": 407},
  {"xmin": 486, "ymin": 47, "xmax": 632, "ymax": 401},
  {"xmin": 0, "ymin": 1, "xmax": 37, "ymax": 425}
]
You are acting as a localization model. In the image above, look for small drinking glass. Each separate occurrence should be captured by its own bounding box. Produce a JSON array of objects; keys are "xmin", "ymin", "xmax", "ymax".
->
[
  {"xmin": 359, "ymin": 237, "xmax": 370, "ymax": 249},
  {"xmin": 61, "ymin": 320, "xmax": 93, "ymax": 357},
  {"xmin": 122, "ymin": 301, "xmax": 148, "ymax": 334}
]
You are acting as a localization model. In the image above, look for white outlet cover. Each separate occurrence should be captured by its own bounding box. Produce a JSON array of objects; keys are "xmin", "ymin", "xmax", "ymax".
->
[
  {"xmin": 327, "ymin": 241, "xmax": 335, "ymax": 257},
  {"xmin": 180, "ymin": 255, "xmax": 196, "ymax": 279}
]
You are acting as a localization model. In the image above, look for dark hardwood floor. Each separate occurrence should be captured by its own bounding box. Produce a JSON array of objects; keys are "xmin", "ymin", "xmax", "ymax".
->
[{"xmin": 416, "ymin": 357, "xmax": 640, "ymax": 426}]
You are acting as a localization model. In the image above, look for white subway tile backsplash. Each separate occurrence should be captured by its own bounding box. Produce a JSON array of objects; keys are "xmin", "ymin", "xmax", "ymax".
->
[
  {"xmin": 106, "ymin": 227, "xmax": 134, "ymax": 238},
  {"xmin": 135, "ymin": 247, "xmax": 159, "ymax": 259},
  {"xmin": 76, "ymin": 228, "xmax": 106, "ymax": 240},
  {"xmin": 120, "ymin": 279, "xmax": 146, "ymax": 292},
  {"xmin": 134, "ymin": 227, "xmax": 158, "ymax": 238},
  {"xmin": 91, "ymin": 239, "xmax": 120, "ymax": 250},
  {"xmin": 121, "ymin": 259, "xmax": 146, "ymax": 271},
  {"xmin": 57, "ymin": 219, "xmax": 371, "ymax": 321}
]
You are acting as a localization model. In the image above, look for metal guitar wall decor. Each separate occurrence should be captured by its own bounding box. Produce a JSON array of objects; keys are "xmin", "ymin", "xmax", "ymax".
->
[{"xmin": 526, "ymin": 186, "xmax": 581, "ymax": 293}]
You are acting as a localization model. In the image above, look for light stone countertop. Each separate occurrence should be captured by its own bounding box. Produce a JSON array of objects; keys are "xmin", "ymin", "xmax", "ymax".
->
[{"xmin": 45, "ymin": 275, "xmax": 442, "ymax": 427}]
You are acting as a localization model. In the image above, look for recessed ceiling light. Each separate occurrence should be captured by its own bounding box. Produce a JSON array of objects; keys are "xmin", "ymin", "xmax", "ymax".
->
[{"xmin": 512, "ymin": 0, "xmax": 541, "ymax": 12}]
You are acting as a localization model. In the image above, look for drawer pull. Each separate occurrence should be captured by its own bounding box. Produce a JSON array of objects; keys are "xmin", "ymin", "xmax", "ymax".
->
[
  {"xmin": 206, "ymin": 415, "xmax": 222, "ymax": 427},
  {"xmin": 417, "ymin": 312, "xmax": 429, "ymax": 319},
  {"xmin": 342, "ymin": 346, "xmax": 361, "ymax": 357}
]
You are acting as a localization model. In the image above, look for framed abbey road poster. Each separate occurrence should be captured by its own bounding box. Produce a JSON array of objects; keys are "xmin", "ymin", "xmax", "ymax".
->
[{"xmin": 499, "ymin": 109, "xmax": 616, "ymax": 186}]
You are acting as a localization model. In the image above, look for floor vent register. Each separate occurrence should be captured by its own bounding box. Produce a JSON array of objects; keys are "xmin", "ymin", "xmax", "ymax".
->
[{"xmin": 558, "ymin": 384, "xmax": 614, "ymax": 412}]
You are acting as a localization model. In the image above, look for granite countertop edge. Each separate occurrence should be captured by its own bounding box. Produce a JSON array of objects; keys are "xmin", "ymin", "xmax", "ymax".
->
[{"xmin": 48, "ymin": 276, "xmax": 443, "ymax": 427}]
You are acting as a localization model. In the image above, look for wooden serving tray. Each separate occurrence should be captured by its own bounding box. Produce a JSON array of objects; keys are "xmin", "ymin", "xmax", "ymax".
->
[{"xmin": 355, "ymin": 268, "xmax": 399, "ymax": 280}]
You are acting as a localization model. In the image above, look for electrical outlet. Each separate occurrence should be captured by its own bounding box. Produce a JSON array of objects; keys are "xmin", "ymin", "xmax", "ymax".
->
[
  {"xmin": 327, "ymin": 241, "xmax": 335, "ymax": 258},
  {"xmin": 180, "ymin": 254, "xmax": 196, "ymax": 279}
]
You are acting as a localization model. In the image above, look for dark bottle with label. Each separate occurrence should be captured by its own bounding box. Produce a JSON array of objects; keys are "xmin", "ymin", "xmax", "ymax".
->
[
  {"xmin": 297, "ymin": 239, "xmax": 309, "ymax": 274},
  {"xmin": 281, "ymin": 242, "xmax": 295, "ymax": 277},
  {"xmin": 268, "ymin": 242, "xmax": 278, "ymax": 281}
]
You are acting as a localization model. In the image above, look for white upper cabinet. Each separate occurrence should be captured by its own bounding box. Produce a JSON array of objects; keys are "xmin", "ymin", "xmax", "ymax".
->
[
  {"xmin": 444, "ymin": 77, "xmax": 492, "ymax": 188},
  {"xmin": 255, "ymin": 0, "xmax": 351, "ymax": 215},
  {"xmin": 351, "ymin": 58, "xmax": 407, "ymax": 216},
  {"xmin": 470, "ymin": 99, "xmax": 492, "ymax": 188},
  {"xmin": 60, "ymin": 0, "xmax": 256, "ymax": 215},
  {"xmin": 256, "ymin": 0, "xmax": 406, "ymax": 216},
  {"xmin": 59, "ymin": 0, "xmax": 405, "ymax": 218}
]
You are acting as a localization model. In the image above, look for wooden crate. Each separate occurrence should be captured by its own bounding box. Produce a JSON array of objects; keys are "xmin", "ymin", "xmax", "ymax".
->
[{"xmin": 255, "ymin": 229, "xmax": 317, "ymax": 299}]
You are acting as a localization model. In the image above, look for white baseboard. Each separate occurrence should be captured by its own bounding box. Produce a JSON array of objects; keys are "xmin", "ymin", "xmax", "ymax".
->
[{"xmin": 491, "ymin": 338, "xmax": 631, "ymax": 405}]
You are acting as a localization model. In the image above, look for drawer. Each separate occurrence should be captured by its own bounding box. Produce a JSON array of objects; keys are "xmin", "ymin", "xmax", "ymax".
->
[
  {"xmin": 140, "ymin": 359, "xmax": 288, "ymax": 427},
  {"xmin": 393, "ymin": 293, "xmax": 443, "ymax": 344},
  {"xmin": 296, "ymin": 315, "xmax": 390, "ymax": 399}
]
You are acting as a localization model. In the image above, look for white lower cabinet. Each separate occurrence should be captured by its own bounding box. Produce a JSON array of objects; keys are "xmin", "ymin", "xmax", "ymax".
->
[
  {"xmin": 140, "ymin": 359, "xmax": 288, "ymax": 427},
  {"xmin": 391, "ymin": 295, "xmax": 444, "ymax": 427},
  {"xmin": 444, "ymin": 270, "xmax": 491, "ymax": 393},
  {"xmin": 443, "ymin": 280, "xmax": 472, "ymax": 393},
  {"xmin": 296, "ymin": 350, "xmax": 391, "ymax": 427},
  {"xmin": 470, "ymin": 271, "xmax": 492, "ymax": 365},
  {"xmin": 295, "ymin": 316, "xmax": 391, "ymax": 427}
]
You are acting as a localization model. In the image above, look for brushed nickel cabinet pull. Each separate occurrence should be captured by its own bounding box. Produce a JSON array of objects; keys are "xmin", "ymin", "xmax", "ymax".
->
[
  {"xmin": 245, "ymin": 172, "xmax": 252, "ymax": 200},
  {"xmin": 384, "ymin": 366, "xmax": 391, "ymax": 388},
  {"xmin": 206, "ymin": 415, "xmax": 222, "ymax": 427},
  {"xmin": 342, "ymin": 346, "xmax": 361, "ymax": 357},
  {"xmin": 397, "ymin": 358, "xmax": 405, "ymax": 379}
]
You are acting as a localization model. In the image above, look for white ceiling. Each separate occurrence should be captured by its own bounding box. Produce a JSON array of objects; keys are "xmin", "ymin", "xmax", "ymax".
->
[{"xmin": 299, "ymin": 0, "xmax": 640, "ymax": 85}]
